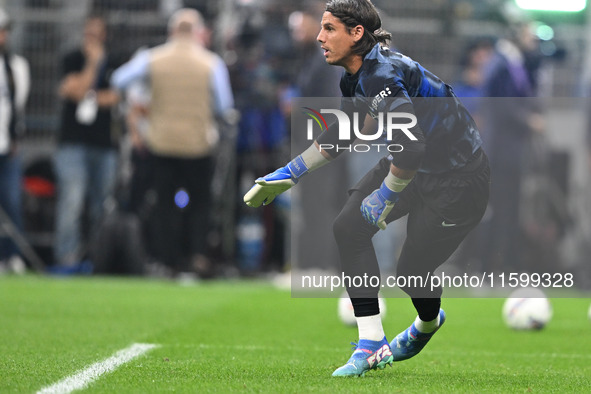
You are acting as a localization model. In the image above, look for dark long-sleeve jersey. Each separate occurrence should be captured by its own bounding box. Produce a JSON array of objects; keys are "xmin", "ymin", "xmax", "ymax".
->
[{"xmin": 317, "ymin": 43, "xmax": 482, "ymax": 174}]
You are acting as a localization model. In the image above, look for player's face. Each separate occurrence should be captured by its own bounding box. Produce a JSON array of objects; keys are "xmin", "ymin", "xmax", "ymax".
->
[{"xmin": 317, "ymin": 12, "xmax": 362, "ymax": 73}]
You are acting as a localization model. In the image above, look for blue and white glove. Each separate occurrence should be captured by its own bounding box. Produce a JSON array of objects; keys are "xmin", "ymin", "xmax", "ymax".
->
[
  {"xmin": 360, "ymin": 181, "xmax": 400, "ymax": 230},
  {"xmin": 243, "ymin": 156, "xmax": 309, "ymax": 208}
]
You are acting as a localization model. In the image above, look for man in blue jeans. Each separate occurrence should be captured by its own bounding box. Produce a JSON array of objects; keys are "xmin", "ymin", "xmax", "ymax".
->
[{"xmin": 54, "ymin": 14, "xmax": 119, "ymax": 269}]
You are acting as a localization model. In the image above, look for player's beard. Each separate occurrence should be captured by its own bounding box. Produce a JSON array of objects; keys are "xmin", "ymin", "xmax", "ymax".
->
[{"xmin": 325, "ymin": 52, "xmax": 345, "ymax": 68}]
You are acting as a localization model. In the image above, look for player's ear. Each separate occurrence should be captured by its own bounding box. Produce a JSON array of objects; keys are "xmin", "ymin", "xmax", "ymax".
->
[{"xmin": 351, "ymin": 25, "xmax": 364, "ymax": 43}]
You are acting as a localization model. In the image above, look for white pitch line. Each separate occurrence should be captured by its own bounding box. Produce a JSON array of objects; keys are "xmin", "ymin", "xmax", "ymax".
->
[{"xmin": 37, "ymin": 343, "xmax": 158, "ymax": 394}]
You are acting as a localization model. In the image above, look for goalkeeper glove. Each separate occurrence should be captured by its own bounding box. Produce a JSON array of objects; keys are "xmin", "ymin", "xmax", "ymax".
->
[
  {"xmin": 243, "ymin": 156, "xmax": 309, "ymax": 208},
  {"xmin": 360, "ymin": 181, "xmax": 400, "ymax": 230}
]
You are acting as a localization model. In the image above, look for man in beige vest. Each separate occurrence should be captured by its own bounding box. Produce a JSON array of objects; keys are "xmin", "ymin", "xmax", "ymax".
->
[{"xmin": 112, "ymin": 8, "xmax": 234, "ymax": 277}]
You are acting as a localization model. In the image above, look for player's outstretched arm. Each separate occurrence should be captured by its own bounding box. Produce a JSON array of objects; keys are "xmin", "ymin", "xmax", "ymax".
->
[
  {"xmin": 360, "ymin": 165, "xmax": 415, "ymax": 230},
  {"xmin": 243, "ymin": 142, "xmax": 330, "ymax": 207}
]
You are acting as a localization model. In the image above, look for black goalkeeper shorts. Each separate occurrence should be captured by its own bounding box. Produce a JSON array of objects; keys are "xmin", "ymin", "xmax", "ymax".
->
[{"xmin": 348, "ymin": 148, "xmax": 490, "ymax": 298}]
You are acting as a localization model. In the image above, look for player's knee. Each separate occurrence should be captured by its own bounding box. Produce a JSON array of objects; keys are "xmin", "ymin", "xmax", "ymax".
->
[
  {"xmin": 333, "ymin": 203, "xmax": 377, "ymax": 247},
  {"xmin": 332, "ymin": 210, "xmax": 354, "ymax": 245}
]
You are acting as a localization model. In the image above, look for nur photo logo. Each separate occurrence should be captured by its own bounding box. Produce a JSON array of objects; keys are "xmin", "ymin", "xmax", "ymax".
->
[
  {"xmin": 302, "ymin": 107, "xmax": 328, "ymax": 139},
  {"xmin": 301, "ymin": 106, "xmax": 419, "ymax": 153}
]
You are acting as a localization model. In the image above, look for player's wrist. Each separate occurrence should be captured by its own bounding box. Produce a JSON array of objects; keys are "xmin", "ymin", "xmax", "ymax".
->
[
  {"xmin": 286, "ymin": 155, "xmax": 309, "ymax": 180},
  {"xmin": 378, "ymin": 181, "xmax": 399, "ymax": 203},
  {"xmin": 380, "ymin": 171, "xmax": 411, "ymax": 202},
  {"xmin": 286, "ymin": 143, "xmax": 330, "ymax": 180}
]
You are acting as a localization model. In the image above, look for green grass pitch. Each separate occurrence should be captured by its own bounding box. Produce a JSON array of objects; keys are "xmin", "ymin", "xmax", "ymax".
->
[{"xmin": 1, "ymin": 275, "xmax": 590, "ymax": 393}]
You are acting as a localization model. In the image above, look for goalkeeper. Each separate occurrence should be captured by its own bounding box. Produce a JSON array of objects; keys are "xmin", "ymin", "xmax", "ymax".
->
[{"xmin": 244, "ymin": 0, "xmax": 490, "ymax": 377}]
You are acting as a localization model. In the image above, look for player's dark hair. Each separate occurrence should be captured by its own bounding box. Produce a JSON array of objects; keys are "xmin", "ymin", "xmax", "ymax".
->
[{"xmin": 326, "ymin": 0, "xmax": 391, "ymax": 56}]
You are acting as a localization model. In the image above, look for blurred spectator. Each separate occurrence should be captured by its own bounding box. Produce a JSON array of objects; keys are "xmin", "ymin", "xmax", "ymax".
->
[
  {"xmin": 479, "ymin": 21, "xmax": 544, "ymax": 273},
  {"xmin": 112, "ymin": 8, "xmax": 234, "ymax": 278},
  {"xmin": 453, "ymin": 38, "xmax": 494, "ymax": 126},
  {"xmin": 89, "ymin": 44, "xmax": 160, "ymax": 277},
  {"xmin": 54, "ymin": 14, "xmax": 120, "ymax": 270},
  {"xmin": 0, "ymin": 8, "xmax": 30, "ymax": 274},
  {"xmin": 287, "ymin": 3, "xmax": 346, "ymax": 273},
  {"xmin": 483, "ymin": 22, "xmax": 541, "ymax": 98},
  {"xmin": 121, "ymin": 46, "xmax": 153, "ymax": 216},
  {"xmin": 288, "ymin": 4, "xmax": 342, "ymax": 99},
  {"xmin": 229, "ymin": 6, "xmax": 294, "ymax": 274}
]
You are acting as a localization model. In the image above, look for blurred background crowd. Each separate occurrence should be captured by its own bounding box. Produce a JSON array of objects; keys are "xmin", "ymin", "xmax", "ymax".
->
[{"xmin": 0, "ymin": 0, "xmax": 589, "ymax": 289}]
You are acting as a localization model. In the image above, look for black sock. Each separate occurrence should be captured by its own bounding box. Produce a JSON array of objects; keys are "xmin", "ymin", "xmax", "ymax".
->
[
  {"xmin": 350, "ymin": 297, "xmax": 380, "ymax": 317},
  {"xmin": 411, "ymin": 297, "xmax": 441, "ymax": 321}
]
